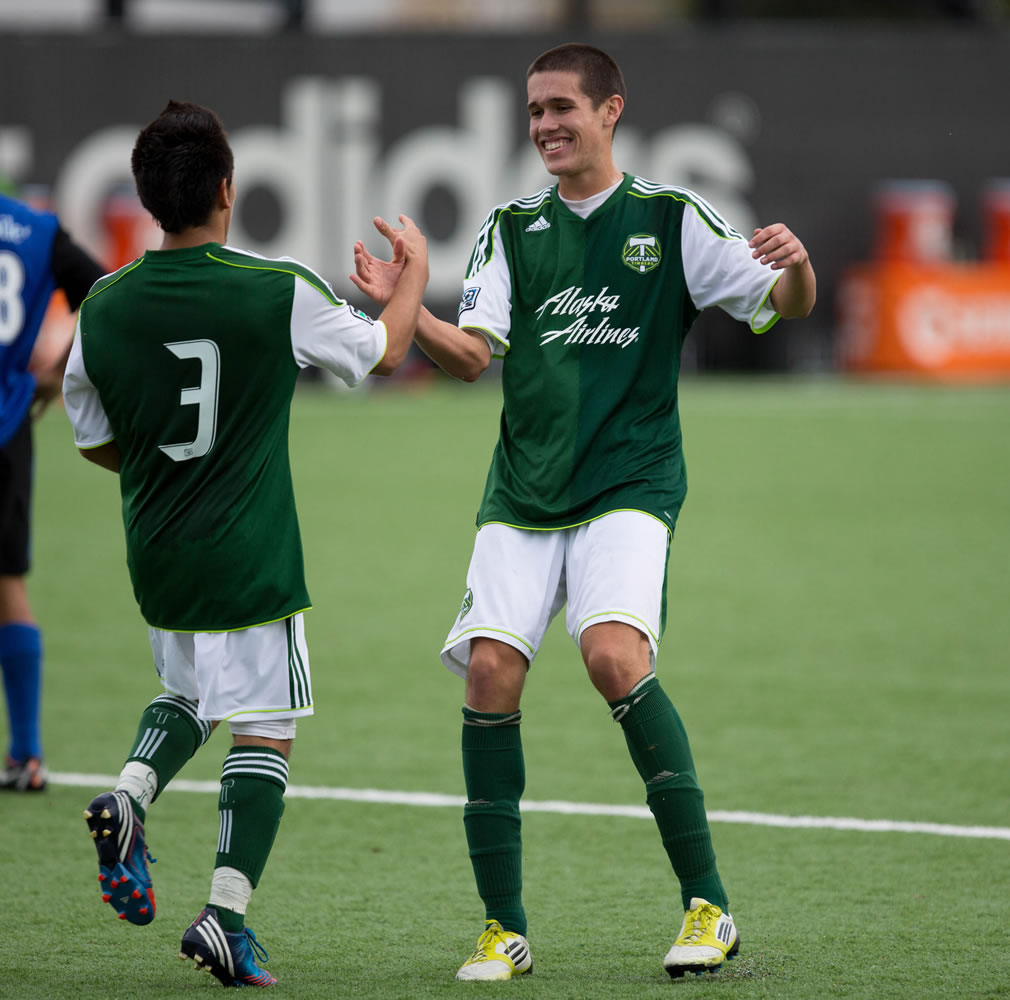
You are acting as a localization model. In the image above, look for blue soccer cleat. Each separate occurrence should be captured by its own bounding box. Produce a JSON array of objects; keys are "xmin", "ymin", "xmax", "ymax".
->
[
  {"xmin": 179, "ymin": 906, "xmax": 277, "ymax": 988},
  {"xmin": 83, "ymin": 790, "xmax": 156, "ymax": 925}
]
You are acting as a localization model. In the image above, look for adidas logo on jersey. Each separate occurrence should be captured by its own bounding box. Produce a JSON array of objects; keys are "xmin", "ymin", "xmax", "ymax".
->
[{"xmin": 525, "ymin": 215, "xmax": 551, "ymax": 233}]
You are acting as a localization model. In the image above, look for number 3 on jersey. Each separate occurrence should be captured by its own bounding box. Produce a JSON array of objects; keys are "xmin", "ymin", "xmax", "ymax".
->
[{"xmin": 159, "ymin": 339, "xmax": 220, "ymax": 462}]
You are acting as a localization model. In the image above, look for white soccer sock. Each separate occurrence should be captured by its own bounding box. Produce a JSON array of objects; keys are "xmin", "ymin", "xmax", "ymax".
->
[
  {"xmin": 115, "ymin": 761, "xmax": 158, "ymax": 812},
  {"xmin": 209, "ymin": 866, "xmax": 253, "ymax": 916}
]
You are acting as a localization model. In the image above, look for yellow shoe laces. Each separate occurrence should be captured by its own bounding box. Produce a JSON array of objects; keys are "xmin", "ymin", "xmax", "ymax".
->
[{"xmin": 678, "ymin": 902, "xmax": 719, "ymax": 944}]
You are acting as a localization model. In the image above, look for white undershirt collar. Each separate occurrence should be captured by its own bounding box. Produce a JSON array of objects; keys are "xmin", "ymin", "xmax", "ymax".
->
[{"xmin": 558, "ymin": 176, "xmax": 624, "ymax": 219}]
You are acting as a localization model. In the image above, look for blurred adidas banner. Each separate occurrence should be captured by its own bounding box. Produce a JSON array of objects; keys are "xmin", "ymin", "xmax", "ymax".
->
[{"xmin": 1, "ymin": 28, "xmax": 1007, "ymax": 373}]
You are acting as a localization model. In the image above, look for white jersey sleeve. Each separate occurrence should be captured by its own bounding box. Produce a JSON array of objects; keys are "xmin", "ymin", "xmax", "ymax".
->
[
  {"xmin": 288, "ymin": 269, "xmax": 387, "ymax": 387},
  {"xmin": 680, "ymin": 196, "xmax": 781, "ymax": 333},
  {"xmin": 458, "ymin": 216, "xmax": 512, "ymax": 358},
  {"xmin": 62, "ymin": 314, "xmax": 115, "ymax": 449}
]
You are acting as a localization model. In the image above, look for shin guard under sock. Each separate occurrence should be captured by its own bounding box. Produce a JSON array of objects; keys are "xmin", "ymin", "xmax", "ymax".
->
[
  {"xmin": 461, "ymin": 706, "xmax": 527, "ymax": 936},
  {"xmin": 215, "ymin": 746, "xmax": 288, "ymax": 889},
  {"xmin": 124, "ymin": 694, "xmax": 213, "ymax": 804},
  {"xmin": 609, "ymin": 674, "xmax": 728, "ymax": 911}
]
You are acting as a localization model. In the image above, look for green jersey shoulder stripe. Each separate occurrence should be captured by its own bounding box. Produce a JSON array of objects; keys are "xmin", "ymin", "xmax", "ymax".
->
[
  {"xmin": 82, "ymin": 258, "xmax": 144, "ymax": 304},
  {"xmin": 630, "ymin": 178, "xmax": 743, "ymax": 240},
  {"xmin": 510, "ymin": 187, "xmax": 555, "ymax": 210},
  {"xmin": 211, "ymin": 246, "xmax": 347, "ymax": 308},
  {"xmin": 629, "ymin": 178, "xmax": 742, "ymax": 239},
  {"xmin": 466, "ymin": 186, "xmax": 553, "ymax": 279},
  {"xmin": 629, "ymin": 178, "xmax": 743, "ymax": 240}
]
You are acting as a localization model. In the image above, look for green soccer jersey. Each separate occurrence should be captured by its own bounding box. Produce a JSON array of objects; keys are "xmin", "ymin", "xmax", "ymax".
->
[
  {"xmin": 63, "ymin": 243, "xmax": 387, "ymax": 632},
  {"xmin": 459, "ymin": 174, "xmax": 780, "ymax": 534}
]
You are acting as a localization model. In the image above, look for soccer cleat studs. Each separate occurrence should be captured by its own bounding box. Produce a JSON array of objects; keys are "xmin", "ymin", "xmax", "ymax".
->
[
  {"xmin": 179, "ymin": 907, "xmax": 277, "ymax": 987},
  {"xmin": 83, "ymin": 790, "xmax": 157, "ymax": 925}
]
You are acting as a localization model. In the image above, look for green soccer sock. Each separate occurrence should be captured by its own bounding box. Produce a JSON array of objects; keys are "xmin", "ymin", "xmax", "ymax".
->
[
  {"xmin": 609, "ymin": 674, "xmax": 728, "ymax": 912},
  {"xmin": 214, "ymin": 746, "xmax": 288, "ymax": 889},
  {"xmin": 123, "ymin": 694, "xmax": 213, "ymax": 811},
  {"xmin": 461, "ymin": 706, "xmax": 527, "ymax": 937},
  {"xmin": 211, "ymin": 904, "xmax": 245, "ymax": 934}
]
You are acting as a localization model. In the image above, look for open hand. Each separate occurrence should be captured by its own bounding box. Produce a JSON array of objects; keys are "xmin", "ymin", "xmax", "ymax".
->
[{"xmin": 349, "ymin": 215, "xmax": 427, "ymax": 306}]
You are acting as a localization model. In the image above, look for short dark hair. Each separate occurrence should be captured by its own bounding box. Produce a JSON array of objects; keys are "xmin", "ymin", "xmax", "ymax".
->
[
  {"xmin": 131, "ymin": 100, "xmax": 234, "ymax": 234},
  {"xmin": 526, "ymin": 43, "xmax": 627, "ymax": 111}
]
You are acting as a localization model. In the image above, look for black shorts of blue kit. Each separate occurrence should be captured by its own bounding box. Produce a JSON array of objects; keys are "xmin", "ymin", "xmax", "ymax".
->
[{"xmin": 0, "ymin": 416, "xmax": 33, "ymax": 576}]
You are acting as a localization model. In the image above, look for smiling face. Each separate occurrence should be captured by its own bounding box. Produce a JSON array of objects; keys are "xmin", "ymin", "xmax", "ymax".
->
[{"xmin": 527, "ymin": 69, "xmax": 624, "ymax": 200}]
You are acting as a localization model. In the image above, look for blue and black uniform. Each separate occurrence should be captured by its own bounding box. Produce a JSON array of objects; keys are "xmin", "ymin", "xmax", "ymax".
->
[{"xmin": 0, "ymin": 193, "xmax": 104, "ymax": 783}]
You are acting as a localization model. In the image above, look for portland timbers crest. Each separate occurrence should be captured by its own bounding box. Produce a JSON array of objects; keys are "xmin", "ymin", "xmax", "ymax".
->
[
  {"xmin": 458, "ymin": 588, "xmax": 473, "ymax": 620},
  {"xmin": 621, "ymin": 233, "xmax": 662, "ymax": 274}
]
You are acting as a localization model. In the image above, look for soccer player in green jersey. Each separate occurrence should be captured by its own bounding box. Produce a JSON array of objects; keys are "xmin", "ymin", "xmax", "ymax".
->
[
  {"xmin": 63, "ymin": 101, "xmax": 428, "ymax": 988},
  {"xmin": 352, "ymin": 43, "xmax": 815, "ymax": 981}
]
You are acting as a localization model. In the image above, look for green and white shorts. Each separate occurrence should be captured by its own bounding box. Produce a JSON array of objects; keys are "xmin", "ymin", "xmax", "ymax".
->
[
  {"xmin": 440, "ymin": 510, "xmax": 670, "ymax": 678},
  {"xmin": 148, "ymin": 613, "xmax": 313, "ymax": 723}
]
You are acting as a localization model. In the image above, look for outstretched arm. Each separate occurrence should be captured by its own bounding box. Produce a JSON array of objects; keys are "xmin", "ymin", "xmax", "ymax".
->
[
  {"xmin": 367, "ymin": 215, "xmax": 429, "ymax": 376},
  {"xmin": 750, "ymin": 223, "xmax": 816, "ymax": 319},
  {"xmin": 414, "ymin": 307, "xmax": 491, "ymax": 383},
  {"xmin": 351, "ymin": 217, "xmax": 491, "ymax": 382}
]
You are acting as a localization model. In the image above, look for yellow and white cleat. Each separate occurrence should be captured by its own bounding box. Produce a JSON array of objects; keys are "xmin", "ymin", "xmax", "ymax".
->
[
  {"xmin": 663, "ymin": 897, "xmax": 739, "ymax": 978},
  {"xmin": 455, "ymin": 919, "xmax": 533, "ymax": 981}
]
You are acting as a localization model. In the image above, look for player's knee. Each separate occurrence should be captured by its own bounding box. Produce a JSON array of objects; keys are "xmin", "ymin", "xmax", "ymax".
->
[
  {"xmin": 581, "ymin": 622, "xmax": 650, "ymax": 698},
  {"xmin": 466, "ymin": 638, "xmax": 527, "ymax": 711},
  {"xmin": 0, "ymin": 575, "xmax": 33, "ymax": 623},
  {"xmin": 583, "ymin": 639, "xmax": 651, "ymax": 702},
  {"xmin": 469, "ymin": 637, "xmax": 527, "ymax": 676},
  {"xmin": 588, "ymin": 662, "xmax": 646, "ymax": 702}
]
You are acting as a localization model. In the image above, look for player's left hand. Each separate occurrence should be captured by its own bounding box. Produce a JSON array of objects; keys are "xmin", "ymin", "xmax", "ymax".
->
[
  {"xmin": 749, "ymin": 224, "xmax": 809, "ymax": 270},
  {"xmin": 350, "ymin": 239, "xmax": 402, "ymax": 307},
  {"xmin": 349, "ymin": 216, "xmax": 414, "ymax": 306}
]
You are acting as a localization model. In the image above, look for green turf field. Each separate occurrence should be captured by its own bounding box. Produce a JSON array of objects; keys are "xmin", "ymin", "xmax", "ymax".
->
[{"xmin": 2, "ymin": 377, "xmax": 1008, "ymax": 999}]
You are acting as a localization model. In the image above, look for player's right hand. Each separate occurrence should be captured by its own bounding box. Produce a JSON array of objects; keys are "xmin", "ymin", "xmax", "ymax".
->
[
  {"xmin": 350, "ymin": 215, "xmax": 427, "ymax": 305},
  {"xmin": 391, "ymin": 214, "xmax": 428, "ymax": 274}
]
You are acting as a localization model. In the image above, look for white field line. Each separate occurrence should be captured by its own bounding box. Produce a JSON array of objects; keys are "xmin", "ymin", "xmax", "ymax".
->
[{"xmin": 51, "ymin": 772, "xmax": 1010, "ymax": 841}]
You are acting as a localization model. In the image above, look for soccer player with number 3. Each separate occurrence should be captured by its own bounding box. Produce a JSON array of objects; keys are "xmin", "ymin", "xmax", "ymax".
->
[
  {"xmin": 352, "ymin": 43, "xmax": 815, "ymax": 980},
  {"xmin": 63, "ymin": 101, "xmax": 428, "ymax": 988}
]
